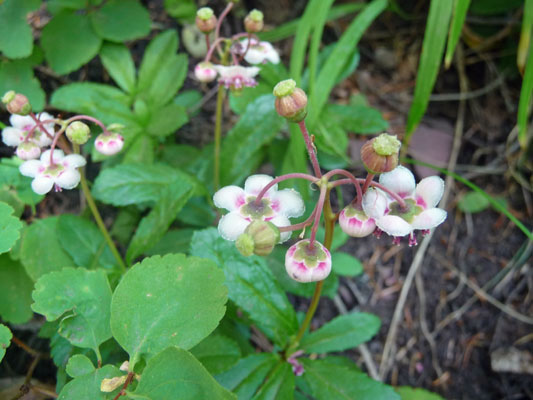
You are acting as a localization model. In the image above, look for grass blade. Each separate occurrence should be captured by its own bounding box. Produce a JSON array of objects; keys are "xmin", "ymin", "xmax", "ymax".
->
[
  {"xmin": 444, "ymin": 0, "xmax": 471, "ymax": 69},
  {"xmin": 518, "ymin": 40, "xmax": 533, "ymax": 149},
  {"xmin": 517, "ymin": 0, "xmax": 533, "ymax": 73}
]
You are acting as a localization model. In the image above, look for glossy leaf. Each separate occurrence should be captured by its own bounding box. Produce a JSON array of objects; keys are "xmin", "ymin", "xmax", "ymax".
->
[
  {"xmin": 331, "ymin": 252, "xmax": 363, "ymax": 277},
  {"xmin": 58, "ymin": 364, "xmax": 122, "ymax": 400},
  {"xmin": 396, "ymin": 386, "xmax": 445, "ymax": 400},
  {"xmin": 0, "ymin": 254, "xmax": 34, "ymax": 324},
  {"xmin": 90, "ymin": 0, "xmax": 151, "ymax": 42},
  {"xmin": 191, "ymin": 228, "xmax": 298, "ymax": 348},
  {"xmin": 0, "ymin": 58, "xmax": 46, "ymax": 111},
  {"xmin": 0, "ymin": 0, "xmax": 41, "ymax": 58},
  {"xmin": 65, "ymin": 354, "xmax": 95, "ymax": 378},
  {"xmin": 405, "ymin": 0, "xmax": 454, "ymax": 141},
  {"xmin": 300, "ymin": 313, "xmax": 381, "ymax": 353},
  {"xmin": 146, "ymin": 102, "xmax": 188, "ymax": 137},
  {"xmin": 190, "ymin": 334, "xmax": 241, "ymax": 375},
  {"xmin": 41, "ymin": 12, "xmax": 102, "ymax": 75},
  {"xmin": 146, "ymin": 228, "xmax": 195, "ymax": 256},
  {"xmin": 323, "ymin": 103, "xmax": 388, "ymax": 134},
  {"xmin": 0, "ymin": 202, "xmax": 22, "ymax": 254},
  {"xmin": 458, "ymin": 191, "xmax": 490, "ymax": 213},
  {"xmin": 0, "ymin": 324, "xmax": 12, "ymax": 362},
  {"xmin": 110, "ymin": 254, "xmax": 227, "ymax": 367},
  {"xmin": 130, "ymin": 346, "xmax": 235, "ymax": 399},
  {"xmin": 99, "ymin": 43, "xmax": 136, "ymax": 93},
  {"xmin": 444, "ymin": 0, "xmax": 471, "ymax": 69},
  {"xmin": 20, "ymin": 217, "xmax": 74, "ymax": 281},
  {"xmin": 32, "ymin": 268, "xmax": 113, "ymax": 355},
  {"xmin": 253, "ymin": 361, "xmax": 294, "ymax": 400}
]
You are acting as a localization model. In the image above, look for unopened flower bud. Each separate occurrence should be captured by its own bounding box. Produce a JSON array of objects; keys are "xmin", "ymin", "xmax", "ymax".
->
[
  {"xmin": 66, "ymin": 121, "xmax": 91, "ymax": 145},
  {"xmin": 4, "ymin": 92, "xmax": 31, "ymax": 115},
  {"xmin": 16, "ymin": 142, "xmax": 41, "ymax": 160},
  {"xmin": 273, "ymin": 79, "xmax": 307, "ymax": 123},
  {"xmin": 236, "ymin": 220, "xmax": 280, "ymax": 257},
  {"xmin": 339, "ymin": 204, "xmax": 376, "ymax": 237},
  {"xmin": 196, "ymin": 7, "xmax": 217, "ymax": 33},
  {"xmin": 360, "ymin": 133, "xmax": 401, "ymax": 174},
  {"xmin": 195, "ymin": 61, "xmax": 217, "ymax": 83},
  {"xmin": 285, "ymin": 239, "xmax": 332, "ymax": 283},
  {"xmin": 95, "ymin": 132, "xmax": 124, "ymax": 156},
  {"xmin": 244, "ymin": 9, "xmax": 264, "ymax": 33}
]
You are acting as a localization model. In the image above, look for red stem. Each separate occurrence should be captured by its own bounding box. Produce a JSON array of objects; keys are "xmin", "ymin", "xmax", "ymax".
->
[
  {"xmin": 323, "ymin": 169, "xmax": 363, "ymax": 206},
  {"xmin": 308, "ymin": 184, "xmax": 327, "ymax": 249},
  {"xmin": 112, "ymin": 372, "xmax": 134, "ymax": 400},
  {"xmin": 205, "ymin": 37, "xmax": 227, "ymax": 62},
  {"xmin": 205, "ymin": 34, "xmax": 210, "ymax": 51},
  {"xmin": 215, "ymin": 3, "xmax": 233, "ymax": 53},
  {"xmin": 29, "ymin": 113, "xmax": 54, "ymax": 139},
  {"xmin": 362, "ymin": 173, "xmax": 375, "ymax": 193},
  {"xmin": 254, "ymin": 172, "xmax": 319, "ymax": 205},
  {"xmin": 278, "ymin": 205, "xmax": 318, "ymax": 233},
  {"xmin": 297, "ymin": 120, "xmax": 322, "ymax": 178},
  {"xmin": 329, "ymin": 178, "xmax": 407, "ymax": 209},
  {"xmin": 66, "ymin": 115, "xmax": 108, "ymax": 133}
]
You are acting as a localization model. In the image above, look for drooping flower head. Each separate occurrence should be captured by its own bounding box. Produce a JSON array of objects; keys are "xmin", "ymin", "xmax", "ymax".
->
[
  {"xmin": 19, "ymin": 149, "xmax": 86, "ymax": 195},
  {"xmin": 285, "ymin": 239, "xmax": 332, "ymax": 283},
  {"xmin": 195, "ymin": 61, "xmax": 218, "ymax": 83},
  {"xmin": 95, "ymin": 132, "xmax": 124, "ymax": 156},
  {"xmin": 362, "ymin": 166, "xmax": 447, "ymax": 246},
  {"xmin": 213, "ymin": 174, "xmax": 304, "ymax": 243},
  {"xmin": 2, "ymin": 113, "xmax": 54, "ymax": 149},
  {"xmin": 338, "ymin": 203, "xmax": 377, "ymax": 238},
  {"xmin": 214, "ymin": 65, "xmax": 260, "ymax": 94},
  {"xmin": 240, "ymin": 38, "xmax": 280, "ymax": 65}
]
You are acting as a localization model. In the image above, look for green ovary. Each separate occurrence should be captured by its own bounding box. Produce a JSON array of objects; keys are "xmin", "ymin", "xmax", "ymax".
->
[
  {"xmin": 388, "ymin": 198, "xmax": 422, "ymax": 223},
  {"xmin": 293, "ymin": 241, "xmax": 327, "ymax": 269},
  {"xmin": 240, "ymin": 197, "xmax": 274, "ymax": 220}
]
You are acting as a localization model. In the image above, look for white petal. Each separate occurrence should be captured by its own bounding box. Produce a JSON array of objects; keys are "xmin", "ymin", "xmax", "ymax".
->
[
  {"xmin": 244, "ymin": 49, "xmax": 266, "ymax": 65},
  {"xmin": 244, "ymin": 174, "xmax": 276, "ymax": 196},
  {"xmin": 269, "ymin": 214, "xmax": 291, "ymax": 243},
  {"xmin": 362, "ymin": 188, "xmax": 387, "ymax": 218},
  {"xmin": 415, "ymin": 176, "xmax": 444, "ymax": 209},
  {"xmin": 271, "ymin": 189, "xmax": 304, "ymax": 218},
  {"xmin": 376, "ymin": 215, "xmax": 412, "ymax": 237},
  {"xmin": 411, "ymin": 208, "xmax": 447, "ymax": 230},
  {"xmin": 2, "ymin": 127, "xmax": 24, "ymax": 146},
  {"xmin": 213, "ymin": 65, "xmax": 233, "ymax": 77},
  {"xmin": 213, "ymin": 185, "xmax": 246, "ymax": 211},
  {"xmin": 19, "ymin": 160, "xmax": 42, "ymax": 177},
  {"xmin": 31, "ymin": 176, "xmax": 54, "ymax": 195},
  {"xmin": 218, "ymin": 212, "xmax": 250, "ymax": 241},
  {"xmin": 9, "ymin": 115, "xmax": 33, "ymax": 129},
  {"xmin": 56, "ymin": 168, "xmax": 81, "ymax": 190},
  {"xmin": 61, "ymin": 154, "xmax": 86, "ymax": 169},
  {"xmin": 379, "ymin": 166, "xmax": 416, "ymax": 198},
  {"xmin": 260, "ymin": 42, "xmax": 280, "ymax": 64},
  {"xmin": 40, "ymin": 149, "xmax": 64, "ymax": 164},
  {"xmin": 243, "ymin": 66, "xmax": 260, "ymax": 78}
]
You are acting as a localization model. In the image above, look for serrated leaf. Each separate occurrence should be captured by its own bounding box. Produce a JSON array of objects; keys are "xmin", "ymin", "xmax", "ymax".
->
[
  {"xmin": 0, "ymin": 0, "xmax": 41, "ymax": 58},
  {"xmin": 300, "ymin": 359, "xmax": 400, "ymax": 400},
  {"xmin": 0, "ymin": 202, "xmax": 22, "ymax": 254},
  {"xmin": 253, "ymin": 361, "xmax": 294, "ymax": 400},
  {"xmin": 215, "ymin": 353, "xmax": 279, "ymax": 399},
  {"xmin": 0, "ymin": 254, "xmax": 34, "ymax": 324},
  {"xmin": 20, "ymin": 217, "xmax": 74, "ymax": 281},
  {"xmin": 146, "ymin": 102, "xmax": 188, "ymax": 137},
  {"xmin": 0, "ymin": 58, "xmax": 46, "ymax": 112},
  {"xmin": 99, "ymin": 43, "xmax": 136, "ymax": 93},
  {"xmin": 190, "ymin": 334, "xmax": 241, "ymax": 375},
  {"xmin": 110, "ymin": 254, "xmax": 227, "ymax": 367},
  {"xmin": 57, "ymin": 214, "xmax": 117, "ymax": 269},
  {"xmin": 331, "ymin": 252, "xmax": 363, "ymax": 277},
  {"xmin": 396, "ymin": 386, "xmax": 445, "ymax": 400},
  {"xmin": 0, "ymin": 324, "xmax": 12, "ymax": 362},
  {"xmin": 32, "ymin": 268, "xmax": 112, "ymax": 356},
  {"xmin": 300, "ymin": 313, "xmax": 380, "ymax": 353},
  {"xmin": 58, "ymin": 364, "xmax": 122, "ymax": 400},
  {"xmin": 0, "ymin": 158, "xmax": 43, "ymax": 206},
  {"xmin": 66, "ymin": 354, "xmax": 95, "ymax": 378},
  {"xmin": 146, "ymin": 228, "xmax": 195, "ymax": 256},
  {"xmin": 126, "ymin": 180, "xmax": 194, "ymax": 264},
  {"xmin": 90, "ymin": 0, "xmax": 150, "ymax": 42},
  {"xmin": 41, "ymin": 12, "xmax": 102, "ymax": 75},
  {"xmin": 190, "ymin": 228, "xmax": 298, "ymax": 348},
  {"xmin": 130, "ymin": 346, "xmax": 235, "ymax": 399}
]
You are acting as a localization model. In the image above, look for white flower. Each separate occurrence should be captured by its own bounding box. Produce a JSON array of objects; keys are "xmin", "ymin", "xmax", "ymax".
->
[
  {"xmin": 285, "ymin": 239, "xmax": 332, "ymax": 283},
  {"xmin": 213, "ymin": 174, "xmax": 304, "ymax": 243},
  {"xmin": 15, "ymin": 142, "xmax": 41, "ymax": 160},
  {"xmin": 338, "ymin": 203, "xmax": 376, "ymax": 238},
  {"xmin": 213, "ymin": 65, "xmax": 260, "ymax": 91},
  {"xmin": 19, "ymin": 149, "xmax": 86, "ymax": 195},
  {"xmin": 362, "ymin": 166, "xmax": 447, "ymax": 246},
  {"xmin": 95, "ymin": 132, "xmax": 124, "ymax": 156},
  {"xmin": 194, "ymin": 61, "xmax": 217, "ymax": 83},
  {"xmin": 240, "ymin": 38, "xmax": 280, "ymax": 65},
  {"xmin": 1, "ymin": 113, "xmax": 54, "ymax": 148}
]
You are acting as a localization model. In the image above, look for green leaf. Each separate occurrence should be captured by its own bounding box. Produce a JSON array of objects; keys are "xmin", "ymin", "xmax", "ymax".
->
[
  {"xmin": 444, "ymin": 0, "xmax": 471, "ymax": 69},
  {"xmin": 176, "ymin": 196, "xmax": 216, "ymax": 227},
  {"xmin": 47, "ymin": 0, "xmax": 86, "ymax": 13},
  {"xmin": 215, "ymin": 353, "xmax": 279, "ymax": 399},
  {"xmin": 90, "ymin": 0, "xmax": 150, "ymax": 42},
  {"xmin": 405, "ymin": 0, "xmax": 454, "ymax": 141},
  {"xmin": 126, "ymin": 180, "xmax": 195, "ymax": 264},
  {"xmin": 190, "ymin": 228, "xmax": 298, "ymax": 348},
  {"xmin": 146, "ymin": 102, "xmax": 188, "ymax": 137},
  {"xmin": 0, "ymin": 202, "xmax": 22, "ymax": 254},
  {"xmin": 58, "ymin": 364, "xmax": 122, "ymax": 400},
  {"xmin": 220, "ymin": 94, "xmax": 285, "ymax": 185},
  {"xmin": 57, "ymin": 214, "xmax": 117, "ymax": 269},
  {"xmin": 290, "ymin": 0, "xmax": 321, "ymax": 83},
  {"xmin": 253, "ymin": 362, "xmax": 294, "ymax": 400},
  {"xmin": 300, "ymin": 313, "xmax": 381, "ymax": 353},
  {"xmin": 130, "ymin": 346, "xmax": 235, "ymax": 399},
  {"xmin": 137, "ymin": 30, "xmax": 188, "ymax": 107},
  {"xmin": 92, "ymin": 163, "xmax": 194, "ymax": 207},
  {"xmin": 331, "ymin": 252, "xmax": 363, "ymax": 277},
  {"xmin": 20, "ymin": 217, "xmax": 74, "ymax": 281},
  {"xmin": 0, "ymin": 0, "xmax": 41, "ymax": 58},
  {"xmin": 458, "ymin": 191, "xmax": 490, "ymax": 213},
  {"xmin": 0, "ymin": 157, "xmax": 43, "ymax": 208},
  {"xmin": 146, "ymin": 228, "xmax": 195, "ymax": 256},
  {"xmin": 518, "ymin": 22, "xmax": 533, "ymax": 148},
  {"xmin": 65, "ymin": 354, "xmax": 95, "ymax": 378},
  {"xmin": 122, "ymin": 134, "xmax": 155, "ymax": 164},
  {"xmin": 323, "ymin": 103, "xmax": 388, "ymax": 134},
  {"xmin": 395, "ymin": 386, "xmax": 445, "ymax": 400},
  {"xmin": 0, "ymin": 58, "xmax": 46, "ymax": 111},
  {"xmin": 110, "ymin": 254, "xmax": 227, "ymax": 367},
  {"xmin": 164, "ymin": 0, "xmax": 197, "ymax": 21},
  {"xmin": 229, "ymin": 82, "xmax": 272, "ymax": 115},
  {"xmin": 315, "ymin": 120, "xmax": 349, "ymax": 159},
  {"xmin": 190, "ymin": 334, "xmax": 241, "ymax": 375},
  {"xmin": 41, "ymin": 12, "xmax": 102, "ymax": 75},
  {"xmin": 469, "ymin": 0, "xmax": 523, "ymax": 15},
  {"xmin": 0, "ymin": 254, "xmax": 34, "ymax": 324},
  {"xmin": 99, "ymin": 43, "xmax": 136, "ymax": 93},
  {"xmin": 32, "ymin": 268, "xmax": 113, "ymax": 356},
  {"xmin": 300, "ymin": 359, "xmax": 400, "ymax": 400},
  {"xmin": 0, "ymin": 324, "xmax": 12, "ymax": 362}
]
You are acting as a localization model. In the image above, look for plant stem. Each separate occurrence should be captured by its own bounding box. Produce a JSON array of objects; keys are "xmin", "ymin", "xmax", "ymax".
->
[
  {"xmin": 74, "ymin": 144, "xmax": 127, "ymax": 272},
  {"xmin": 214, "ymin": 84, "xmax": 225, "ymax": 191},
  {"xmin": 297, "ymin": 120, "xmax": 322, "ymax": 178},
  {"xmin": 255, "ymin": 172, "xmax": 319, "ymax": 205},
  {"xmin": 362, "ymin": 173, "xmax": 375, "ymax": 193}
]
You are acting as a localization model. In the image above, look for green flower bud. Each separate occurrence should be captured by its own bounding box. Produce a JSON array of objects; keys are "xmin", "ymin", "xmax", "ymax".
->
[
  {"xmin": 361, "ymin": 133, "xmax": 401, "ymax": 174},
  {"xmin": 2, "ymin": 90, "xmax": 15, "ymax": 105},
  {"xmin": 235, "ymin": 220, "xmax": 280, "ymax": 257},
  {"xmin": 66, "ymin": 121, "xmax": 91, "ymax": 145},
  {"xmin": 273, "ymin": 79, "xmax": 308, "ymax": 123},
  {"xmin": 244, "ymin": 9, "xmax": 264, "ymax": 33}
]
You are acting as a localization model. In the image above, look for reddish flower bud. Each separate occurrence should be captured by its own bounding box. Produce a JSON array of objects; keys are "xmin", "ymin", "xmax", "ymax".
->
[
  {"xmin": 360, "ymin": 133, "xmax": 401, "ymax": 174},
  {"xmin": 273, "ymin": 79, "xmax": 307, "ymax": 123},
  {"xmin": 3, "ymin": 92, "xmax": 31, "ymax": 115},
  {"xmin": 244, "ymin": 9, "xmax": 264, "ymax": 33},
  {"xmin": 196, "ymin": 7, "xmax": 217, "ymax": 33}
]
